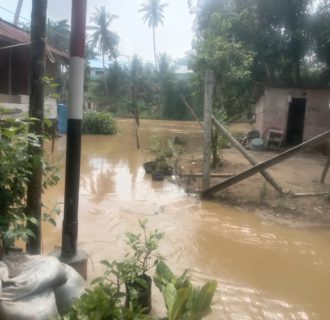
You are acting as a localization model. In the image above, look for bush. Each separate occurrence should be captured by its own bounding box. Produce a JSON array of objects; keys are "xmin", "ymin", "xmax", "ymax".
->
[
  {"xmin": 0, "ymin": 117, "xmax": 60, "ymax": 250},
  {"xmin": 82, "ymin": 112, "xmax": 117, "ymax": 135}
]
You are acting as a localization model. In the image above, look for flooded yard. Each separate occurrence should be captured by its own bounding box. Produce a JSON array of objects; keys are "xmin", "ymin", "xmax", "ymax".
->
[{"xmin": 43, "ymin": 119, "xmax": 330, "ymax": 319}]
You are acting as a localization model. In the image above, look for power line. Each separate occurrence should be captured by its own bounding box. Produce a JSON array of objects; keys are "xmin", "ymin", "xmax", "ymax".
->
[
  {"xmin": 0, "ymin": 6, "xmax": 71, "ymax": 40},
  {"xmin": 0, "ymin": 6, "xmax": 186, "ymax": 65},
  {"xmin": 0, "ymin": 6, "xmax": 29, "ymax": 22}
]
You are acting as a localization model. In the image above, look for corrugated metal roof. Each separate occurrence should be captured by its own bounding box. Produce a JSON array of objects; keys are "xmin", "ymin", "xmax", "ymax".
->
[
  {"xmin": 0, "ymin": 18, "xmax": 30, "ymax": 43},
  {"xmin": 0, "ymin": 18, "xmax": 68, "ymax": 60}
]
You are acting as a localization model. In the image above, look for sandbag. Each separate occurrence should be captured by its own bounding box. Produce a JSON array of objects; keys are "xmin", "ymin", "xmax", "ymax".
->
[
  {"xmin": 0, "ymin": 289, "xmax": 58, "ymax": 320},
  {"xmin": 54, "ymin": 263, "xmax": 86, "ymax": 315},
  {"xmin": 1, "ymin": 255, "xmax": 66, "ymax": 301},
  {"xmin": 0, "ymin": 261, "xmax": 9, "ymax": 296}
]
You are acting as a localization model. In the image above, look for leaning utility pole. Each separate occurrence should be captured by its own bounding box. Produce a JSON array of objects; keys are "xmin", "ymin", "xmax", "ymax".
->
[{"xmin": 26, "ymin": 0, "xmax": 47, "ymax": 254}]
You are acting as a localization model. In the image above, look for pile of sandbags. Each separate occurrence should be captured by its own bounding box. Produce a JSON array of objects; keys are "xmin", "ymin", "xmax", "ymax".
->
[{"xmin": 0, "ymin": 255, "xmax": 86, "ymax": 320}]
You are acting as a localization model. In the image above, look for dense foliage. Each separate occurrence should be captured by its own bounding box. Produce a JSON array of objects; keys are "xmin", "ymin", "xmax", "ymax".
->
[
  {"xmin": 189, "ymin": 0, "xmax": 330, "ymax": 118},
  {"xmin": 82, "ymin": 112, "xmax": 117, "ymax": 135},
  {"xmin": 0, "ymin": 117, "xmax": 59, "ymax": 249},
  {"xmin": 89, "ymin": 56, "xmax": 195, "ymax": 121},
  {"xmin": 45, "ymin": 1, "xmax": 330, "ymax": 121}
]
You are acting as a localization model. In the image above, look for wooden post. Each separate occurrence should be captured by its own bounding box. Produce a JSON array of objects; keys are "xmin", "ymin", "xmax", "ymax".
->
[
  {"xmin": 212, "ymin": 115, "xmax": 283, "ymax": 195},
  {"xmin": 203, "ymin": 70, "xmax": 215, "ymax": 189},
  {"xmin": 133, "ymin": 88, "xmax": 140, "ymax": 149},
  {"xmin": 8, "ymin": 48, "xmax": 12, "ymax": 95},
  {"xmin": 202, "ymin": 130, "xmax": 330, "ymax": 197},
  {"xmin": 320, "ymin": 141, "xmax": 330, "ymax": 184}
]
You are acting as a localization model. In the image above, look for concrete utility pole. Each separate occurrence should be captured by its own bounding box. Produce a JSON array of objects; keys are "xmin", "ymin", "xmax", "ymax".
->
[
  {"xmin": 61, "ymin": 0, "xmax": 87, "ymax": 259},
  {"xmin": 202, "ymin": 69, "xmax": 215, "ymax": 190}
]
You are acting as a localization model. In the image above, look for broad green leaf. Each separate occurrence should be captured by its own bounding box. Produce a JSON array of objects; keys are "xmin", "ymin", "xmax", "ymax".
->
[
  {"xmin": 162, "ymin": 283, "xmax": 177, "ymax": 313},
  {"xmin": 169, "ymin": 287, "xmax": 192, "ymax": 320}
]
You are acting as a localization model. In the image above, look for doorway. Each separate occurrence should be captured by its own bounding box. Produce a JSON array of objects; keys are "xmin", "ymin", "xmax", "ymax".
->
[{"xmin": 286, "ymin": 98, "xmax": 306, "ymax": 146}]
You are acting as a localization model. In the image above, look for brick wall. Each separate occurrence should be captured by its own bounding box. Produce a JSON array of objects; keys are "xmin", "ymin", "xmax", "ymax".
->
[{"xmin": 255, "ymin": 87, "xmax": 330, "ymax": 141}]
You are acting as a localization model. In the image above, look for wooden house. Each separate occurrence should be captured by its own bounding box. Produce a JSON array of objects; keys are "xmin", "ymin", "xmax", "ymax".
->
[{"xmin": 0, "ymin": 18, "xmax": 68, "ymax": 118}]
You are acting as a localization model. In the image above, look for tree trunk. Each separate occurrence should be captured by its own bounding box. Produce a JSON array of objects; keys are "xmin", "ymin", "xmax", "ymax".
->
[
  {"xmin": 153, "ymin": 26, "xmax": 158, "ymax": 69},
  {"xmin": 26, "ymin": 0, "xmax": 47, "ymax": 254},
  {"xmin": 203, "ymin": 69, "xmax": 215, "ymax": 190},
  {"xmin": 102, "ymin": 51, "xmax": 109, "ymax": 94}
]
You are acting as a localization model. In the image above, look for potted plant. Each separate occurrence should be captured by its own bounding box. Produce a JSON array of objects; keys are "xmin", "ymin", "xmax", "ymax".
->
[
  {"xmin": 64, "ymin": 222, "xmax": 217, "ymax": 319},
  {"xmin": 144, "ymin": 138, "xmax": 174, "ymax": 180},
  {"xmin": 123, "ymin": 219, "xmax": 164, "ymax": 313},
  {"xmin": 93, "ymin": 219, "xmax": 163, "ymax": 315}
]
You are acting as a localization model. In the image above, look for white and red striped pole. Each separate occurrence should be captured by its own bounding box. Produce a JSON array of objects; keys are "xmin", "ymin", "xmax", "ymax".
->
[{"xmin": 61, "ymin": 0, "xmax": 87, "ymax": 258}]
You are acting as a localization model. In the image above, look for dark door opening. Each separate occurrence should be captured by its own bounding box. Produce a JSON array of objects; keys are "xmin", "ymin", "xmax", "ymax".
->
[{"xmin": 286, "ymin": 98, "xmax": 306, "ymax": 146}]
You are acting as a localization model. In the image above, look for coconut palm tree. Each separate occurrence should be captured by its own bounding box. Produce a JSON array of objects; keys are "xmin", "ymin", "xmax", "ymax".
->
[
  {"xmin": 89, "ymin": 6, "xmax": 119, "ymax": 92},
  {"xmin": 139, "ymin": 0, "xmax": 168, "ymax": 68}
]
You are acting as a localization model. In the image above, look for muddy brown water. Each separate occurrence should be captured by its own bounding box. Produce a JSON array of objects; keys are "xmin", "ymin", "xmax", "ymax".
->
[{"xmin": 42, "ymin": 119, "xmax": 330, "ymax": 319}]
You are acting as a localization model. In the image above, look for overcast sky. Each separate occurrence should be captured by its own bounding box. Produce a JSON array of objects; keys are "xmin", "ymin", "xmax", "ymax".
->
[{"xmin": 0, "ymin": 0, "xmax": 195, "ymax": 64}]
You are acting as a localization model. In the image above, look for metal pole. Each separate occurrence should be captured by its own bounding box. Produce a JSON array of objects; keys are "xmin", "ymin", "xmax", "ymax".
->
[{"xmin": 61, "ymin": 0, "xmax": 87, "ymax": 258}]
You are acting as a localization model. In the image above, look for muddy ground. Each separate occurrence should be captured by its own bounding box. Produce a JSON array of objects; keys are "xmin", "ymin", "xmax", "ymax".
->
[{"xmin": 172, "ymin": 124, "xmax": 330, "ymax": 227}]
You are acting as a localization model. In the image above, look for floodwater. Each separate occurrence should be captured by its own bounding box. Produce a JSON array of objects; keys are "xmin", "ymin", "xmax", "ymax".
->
[{"xmin": 43, "ymin": 119, "xmax": 330, "ymax": 319}]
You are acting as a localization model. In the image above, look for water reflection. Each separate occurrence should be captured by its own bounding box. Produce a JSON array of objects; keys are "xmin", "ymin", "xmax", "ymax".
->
[{"xmin": 42, "ymin": 119, "xmax": 330, "ymax": 319}]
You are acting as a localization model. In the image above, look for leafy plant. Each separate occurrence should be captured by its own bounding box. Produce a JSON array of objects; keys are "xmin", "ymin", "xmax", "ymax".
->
[
  {"xmin": 64, "ymin": 223, "xmax": 216, "ymax": 319},
  {"xmin": 125, "ymin": 218, "xmax": 164, "ymax": 277},
  {"xmin": 63, "ymin": 281, "xmax": 147, "ymax": 320},
  {"xmin": 154, "ymin": 260, "xmax": 217, "ymax": 320},
  {"xmin": 82, "ymin": 112, "xmax": 117, "ymax": 135},
  {"xmin": 149, "ymin": 138, "xmax": 185, "ymax": 174},
  {"xmin": 65, "ymin": 220, "xmax": 163, "ymax": 318},
  {"xmin": 0, "ymin": 117, "xmax": 60, "ymax": 250}
]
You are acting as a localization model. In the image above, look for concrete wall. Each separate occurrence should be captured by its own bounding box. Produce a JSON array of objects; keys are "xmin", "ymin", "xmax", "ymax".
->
[
  {"xmin": 255, "ymin": 87, "xmax": 330, "ymax": 141},
  {"xmin": 0, "ymin": 95, "xmax": 57, "ymax": 119}
]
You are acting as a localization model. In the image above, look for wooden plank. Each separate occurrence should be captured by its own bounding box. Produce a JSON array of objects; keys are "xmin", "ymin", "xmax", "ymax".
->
[
  {"xmin": 212, "ymin": 116, "xmax": 284, "ymax": 195},
  {"xmin": 291, "ymin": 192, "xmax": 329, "ymax": 198},
  {"xmin": 179, "ymin": 172, "xmax": 235, "ymax": 178},
  {"xmin": 180, "ymin": 95, "xmax": 203, "ymax": 128},
  {"xmin": 201, "ymin": 130, "xmax": 330, "ymax": 198}
]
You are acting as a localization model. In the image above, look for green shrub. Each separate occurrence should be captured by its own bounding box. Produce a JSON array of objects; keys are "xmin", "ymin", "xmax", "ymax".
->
[
  {"xmin": 82, "ymin": 112, "xmax": 117, "ymax": 135},
  {"xmin": 0, "ymin": 118, "xmax": 60, "ymax": 249}
]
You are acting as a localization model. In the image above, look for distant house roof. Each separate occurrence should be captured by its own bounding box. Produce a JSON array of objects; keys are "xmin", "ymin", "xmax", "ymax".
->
[{"xmin": 0, "ymin": 18, "xmax": 69, "ymax": 60}]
